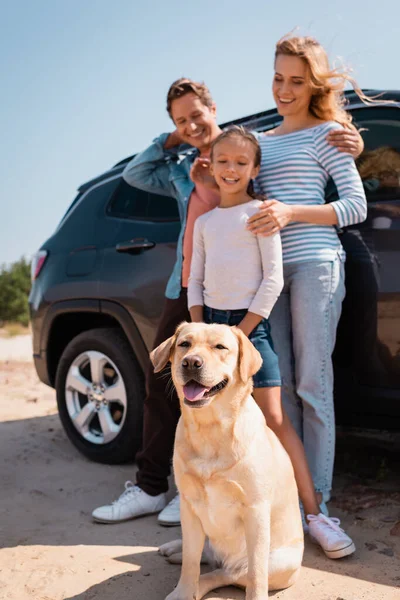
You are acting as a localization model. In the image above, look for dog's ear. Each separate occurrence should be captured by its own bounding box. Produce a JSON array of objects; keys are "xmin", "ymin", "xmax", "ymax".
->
[
  {"xmin": 150, "ymin": 336, "xmax": 175, "ymax": 373},
  {"xmin": 234, "ymin": 327, "xmax": 263, "ymax": 383},
  {"xmin": 150, "ymin": 322, "xmax": 188, "ymax": 373}
]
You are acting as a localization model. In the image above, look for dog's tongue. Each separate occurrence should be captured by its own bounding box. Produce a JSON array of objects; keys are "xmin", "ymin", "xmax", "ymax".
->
[{"xmin": 183, "ymin": 382, "xmax": 210, "ymax": 402}]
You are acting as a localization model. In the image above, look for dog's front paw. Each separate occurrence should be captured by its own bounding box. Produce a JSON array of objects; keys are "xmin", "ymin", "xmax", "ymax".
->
[
  {"xmin": 159, "ymin": 539, "xmax": 183, "ymax": 557},
  {"xmin": 165, "ymin": 584, "xmax": 197, "ymax": 600}
]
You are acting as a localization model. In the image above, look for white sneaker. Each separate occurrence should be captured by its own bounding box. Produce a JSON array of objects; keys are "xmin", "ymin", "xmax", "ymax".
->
[
  {"xmin": 307, "ymin": 513, "xmax": 356, "ymax": 559},
  {"xmin": 92, "ymin": 481, "xmax": 166, "ymax": 523},
  {"xmin": 157, "ymin": 493, "xmax": 181, "ymax": 526}
]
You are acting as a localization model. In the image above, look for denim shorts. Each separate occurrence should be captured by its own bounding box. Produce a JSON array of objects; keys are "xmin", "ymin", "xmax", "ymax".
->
[{"xmin": 203, "ymin": 306, "xmax": 282, "ymax": 388}]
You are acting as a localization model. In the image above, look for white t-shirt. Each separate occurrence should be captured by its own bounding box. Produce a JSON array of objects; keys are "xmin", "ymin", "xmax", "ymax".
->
[{"xmin": 188, "ymin": 199, "xmax": 283, "ymax": 319}]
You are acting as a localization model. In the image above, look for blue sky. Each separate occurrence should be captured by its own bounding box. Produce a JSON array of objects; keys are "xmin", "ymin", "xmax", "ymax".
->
[{"xmin": 1, "ymin": 0, "xmax": 398, "ymax": 266}]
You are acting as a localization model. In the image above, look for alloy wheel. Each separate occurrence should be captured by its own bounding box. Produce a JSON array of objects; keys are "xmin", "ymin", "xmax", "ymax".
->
[{"xmin": 65, "ymin": 350, "xmax": 127, "ymax": 445}]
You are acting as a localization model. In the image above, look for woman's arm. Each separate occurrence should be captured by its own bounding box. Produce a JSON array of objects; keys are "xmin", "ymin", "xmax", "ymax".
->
[
  {"xmin": 187, "ymin": 219, "xmax": 206, "ymax": 321},
  {"xmin": 247, "ymin": 202, "xmax": 337, "ymax": 236},
  {"xmin": 248, "ymin": 124, "xmax": 367, "ymax": 236},
  {"xmin": 315, "ymin": 124, "xmax": 367, "ymax": 227}
]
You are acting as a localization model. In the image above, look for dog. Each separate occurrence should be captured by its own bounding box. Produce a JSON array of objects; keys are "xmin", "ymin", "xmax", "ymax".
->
[{"xmin": 151, "ymin": 322, "xmax": 303, "ymax": 600}]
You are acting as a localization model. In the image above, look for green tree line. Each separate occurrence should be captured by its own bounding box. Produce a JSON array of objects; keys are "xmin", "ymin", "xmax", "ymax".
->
[{"xmin": 0, "ymin": 258, "xmax": 31, "ymax": 326}]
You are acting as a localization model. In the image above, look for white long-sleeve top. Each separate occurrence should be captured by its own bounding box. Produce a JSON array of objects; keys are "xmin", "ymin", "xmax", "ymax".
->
[{"xmin": 188, "ymin": 199, "xmax": 284, "ymax": 320}]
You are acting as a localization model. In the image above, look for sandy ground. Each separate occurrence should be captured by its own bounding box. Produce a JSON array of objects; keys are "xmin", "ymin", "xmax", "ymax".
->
[
  {"xmin": 1, "ymin": 335, "xmax": 400, "ymax": 600},
  {"xmin": 0, "ymin": 333, "xmax": 32, "ymax": 362}
]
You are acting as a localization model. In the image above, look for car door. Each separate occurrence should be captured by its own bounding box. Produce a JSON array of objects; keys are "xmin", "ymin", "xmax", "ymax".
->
[
  {"xmin": 334, "ymin": 106, "xmax": 400, "ymax": 426},
  {"xmin": 98, "ymin": 178, "xmax": 181, "ymax": 350}
]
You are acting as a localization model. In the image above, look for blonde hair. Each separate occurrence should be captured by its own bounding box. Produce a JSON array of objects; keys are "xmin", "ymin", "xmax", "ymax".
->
[{"xmin": 275, "ymin": 35, "xmax": 371, "ymax": 126}]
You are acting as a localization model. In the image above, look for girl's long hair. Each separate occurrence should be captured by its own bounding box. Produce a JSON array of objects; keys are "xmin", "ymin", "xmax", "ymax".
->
[{"xmin": 275, "ymin": 35, "xmax": 373, "ymax": 126}]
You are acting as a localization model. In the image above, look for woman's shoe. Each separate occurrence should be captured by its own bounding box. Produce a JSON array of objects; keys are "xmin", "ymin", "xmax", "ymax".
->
[{"xmin": 307, "ymin": 513, "xmax": 356, "ymax": 559}]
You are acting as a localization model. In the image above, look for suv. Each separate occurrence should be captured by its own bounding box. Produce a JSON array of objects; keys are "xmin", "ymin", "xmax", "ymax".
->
[{"xmin": 29, "ymin": 90, "xmax": 400, "ymax": 464}]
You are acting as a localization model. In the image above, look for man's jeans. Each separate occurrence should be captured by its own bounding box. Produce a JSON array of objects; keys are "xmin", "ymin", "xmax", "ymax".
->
[{"xmin": 269, "ymin": 256, "xmax": 346, "ymax": 494}]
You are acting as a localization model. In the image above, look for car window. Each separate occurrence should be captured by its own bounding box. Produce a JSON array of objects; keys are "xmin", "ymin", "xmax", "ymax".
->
[
  {"xmin": 107, "ymin": 179, "xmax": 179, "ymax": 222},
  {"xmin": 353, "ymin": 108, "xmax": 400, "ymax": 203}
]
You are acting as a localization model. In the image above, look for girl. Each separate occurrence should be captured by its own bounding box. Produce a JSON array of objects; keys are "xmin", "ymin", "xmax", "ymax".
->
[{"xmin": 188, "ymin": 126, "xmax": 356, "ymax": 559}]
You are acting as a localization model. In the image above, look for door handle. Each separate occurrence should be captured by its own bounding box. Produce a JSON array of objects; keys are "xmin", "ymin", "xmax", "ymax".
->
[{"xmin": 116, "ymin": 238, "xmax": 156, "ymax": 254}]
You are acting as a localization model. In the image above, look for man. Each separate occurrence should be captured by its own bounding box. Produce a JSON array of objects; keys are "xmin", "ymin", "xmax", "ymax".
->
[{"xmin": 92, "ymin": 78, "xmax": 363, "ymax": 526}]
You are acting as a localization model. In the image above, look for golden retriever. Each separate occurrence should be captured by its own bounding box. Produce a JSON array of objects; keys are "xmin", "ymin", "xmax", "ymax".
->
[{"xmin": 151, "ymin": 322, "xmax": 303, "ymax": 600}]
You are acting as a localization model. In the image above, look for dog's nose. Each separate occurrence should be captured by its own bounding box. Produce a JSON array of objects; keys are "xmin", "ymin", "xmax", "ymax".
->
[{"xmin": 182, "ymin": 355, "xmax": 203, "ymax": 370}]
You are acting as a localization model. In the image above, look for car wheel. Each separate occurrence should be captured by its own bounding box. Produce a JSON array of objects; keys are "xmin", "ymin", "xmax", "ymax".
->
[{"xmin": 55, "ymin": 327, "xmax": 145, "ymax": 464}]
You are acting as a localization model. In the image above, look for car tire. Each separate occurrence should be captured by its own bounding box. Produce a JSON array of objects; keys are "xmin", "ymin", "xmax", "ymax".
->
[{"xmin": 55, "ymin": 327, "xmax": 145, "ymax": 464}]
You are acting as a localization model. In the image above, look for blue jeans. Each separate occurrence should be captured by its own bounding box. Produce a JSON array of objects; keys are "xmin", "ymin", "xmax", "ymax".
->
[
  {"xmin": 203, "ymin": 306, "xmax": 282, "ymax": 388},
  {"xmin": 269, "ymin": 256, "xmax": 346, "ymax": 494}
]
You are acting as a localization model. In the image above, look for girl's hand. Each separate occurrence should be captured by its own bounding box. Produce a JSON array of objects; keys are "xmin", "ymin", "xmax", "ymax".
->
[
  {"xmin": 190, "ymin": 157, "xmax": 219, "ymax": 191},
  {"xmin": 237, "ymin": 311, "xmax": 262, "ymax": 337},
  {"xmin": 247, "ymin": 200, "xmax": 292, "ymax": 236},
  {"xmin": 189, "ymin": 305, "xmax": 204, "ymax": 323},
  {"xmin": 326, "ymin": 125, "xmax": 364, "ymax": 158}
]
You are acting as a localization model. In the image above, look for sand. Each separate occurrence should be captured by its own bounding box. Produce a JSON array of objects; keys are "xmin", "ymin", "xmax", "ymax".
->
[{"xmin": 0, "ymin": 337, "xmax": 399, "ymax": 600}]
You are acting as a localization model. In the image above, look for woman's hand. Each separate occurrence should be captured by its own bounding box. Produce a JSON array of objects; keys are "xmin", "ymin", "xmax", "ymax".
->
[
  {"xmin": 190, "ymin": 157, "xmax": 219, "ymax": 191},
  {"xmin": 326, "ymin": 124, "xmax": 364, "ymax": 158},
  {"xmin": 247, "ymin": 200, "xmax": 292, "ymax": 236}
]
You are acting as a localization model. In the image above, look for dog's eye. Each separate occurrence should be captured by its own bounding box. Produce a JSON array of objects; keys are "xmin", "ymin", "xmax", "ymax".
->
[
  {"xmin": 215, "ymin": 344, "xmax": 228, "ymax": 350},
  {"xmin": 178, "ymin": 341, "xmax": 191, "ymax": 348}
]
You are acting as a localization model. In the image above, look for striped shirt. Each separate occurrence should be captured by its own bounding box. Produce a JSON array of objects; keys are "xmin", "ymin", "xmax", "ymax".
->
[{"xmin": 255, "ymin": 121, "xmax": 367, "ymax": 264}]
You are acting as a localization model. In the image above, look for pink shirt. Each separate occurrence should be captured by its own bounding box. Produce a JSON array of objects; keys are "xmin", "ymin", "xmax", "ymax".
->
[{"xmin": 181, "ymin": 181, "xmax": 220, "ymax": 288}]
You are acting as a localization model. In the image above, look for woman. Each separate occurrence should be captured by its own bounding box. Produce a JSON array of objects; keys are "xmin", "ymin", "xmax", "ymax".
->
[
  {"xmin": 191, "ymin": 35, "xmax": 367, "ymax": 553},
  {"xmin": 246, "ymin": 36, "xmax": 367, "ymax": 511}
]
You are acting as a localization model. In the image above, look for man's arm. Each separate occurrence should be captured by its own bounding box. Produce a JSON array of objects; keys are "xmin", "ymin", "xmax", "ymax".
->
[
  {"xmin": 164, "ymin": 130, "xmax": 184, "ymax": 150},
  {"xmin": 122, "ymin": 132, "xmax": 182, "ymax": 197},
  {"xmin": 326, "ymin": 123, "xmax": 364, "ymax": 158}
]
